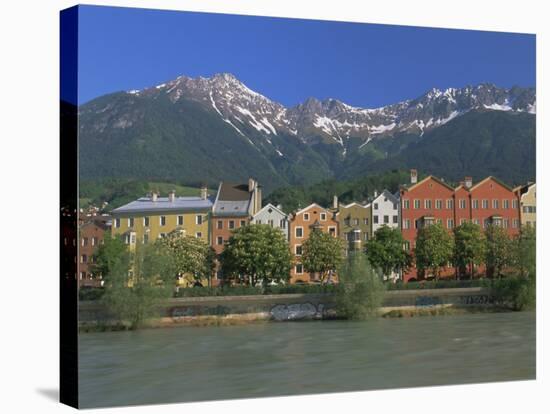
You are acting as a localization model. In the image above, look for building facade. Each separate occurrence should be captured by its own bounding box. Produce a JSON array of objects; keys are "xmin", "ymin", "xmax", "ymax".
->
[
  {"xmin": 371, "ymin": 190, "xmax": 400, "ymax": 236},
  {"xmin": 111, "ymin": 187, "xmax": 213, "ymax": 247},
  {"xmin": 289, "ymin": 203, "xmax": 338, "ymax": 284},
  {"xmin": 336, "ymin": 201, "xmax": 371, "ymax": 255},
  {"xmin": 400, "ymin": 170, "xmax": 521, "ymax": 282},
  {"xmin": 78, "ymin": 216, "xmax": 110, "ymax": 287},
  {"xmin": 516, "ymin": 182, "xmax": 536, "ymax": 227},
  {"xmin": 251, "ymin": 203, "xmax": 289, "ymax": 240}
]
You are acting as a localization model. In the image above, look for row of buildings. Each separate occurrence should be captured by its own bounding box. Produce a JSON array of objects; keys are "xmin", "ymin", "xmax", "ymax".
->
[{"xmin": 77, "ymin": 171, "xmax": 536, "ymax": 286}]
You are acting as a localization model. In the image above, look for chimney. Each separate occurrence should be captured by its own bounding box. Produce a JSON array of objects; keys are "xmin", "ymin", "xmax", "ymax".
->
[
  {"xmin": 459, "ymin": 181, "xmax": 465, "ymax": 187},
  {"xmin": 168, "ymin": 190, "xmax": 176, "ymax": 202},
  {"xmin": 464, "ymin": 176, "xmax": 473, "ymax": 189},
  {"xmin": 374, "ymin": 190, "xmax": 378, "ymax": 198},
  {"xmin": 248, "ymin": 178, "xmax": 256, "ymax": 193},
  {"xmin": 255, "ymin": 184, "xmax": 262, "ymax": 214},
  {"xmin": 410, "ymin": 169, "xmax": 418, "ymax": 184},
  {"xmin": 333, "ymin": 195, "xmax": 338, "ymax": 209},
  {"xmin": 151, "ymin": 191, "xmax": 158, "ymax": 202},
  {"xmin": 200, "ymin": 184, "xmax": 208, "ymax": 200}
]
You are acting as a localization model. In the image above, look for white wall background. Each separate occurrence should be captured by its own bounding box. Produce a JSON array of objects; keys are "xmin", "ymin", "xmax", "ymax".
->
[{"xmin": 0, "ymin": 1, "xmax": 547, "ymax": 413}]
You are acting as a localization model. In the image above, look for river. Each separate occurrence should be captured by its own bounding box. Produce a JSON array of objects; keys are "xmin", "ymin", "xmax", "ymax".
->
[{"xmin": 78, "ymin": 311, "xmax": 535, "ymax": 408}]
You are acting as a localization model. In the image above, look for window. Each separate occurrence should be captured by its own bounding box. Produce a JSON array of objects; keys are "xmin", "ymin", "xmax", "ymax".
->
[
  {"xmin": 256, "ymin": 219, "xmax": 262, "ymax": 224},
  {"xmin": 403, "ymin": 199, "xmax": 410, "ymax": 209},
  {"xmin": 344, "ymin": 218, "xmax": 350, "ymax": 226},
  {"xmin": 364, "ymin": 233, "xmax": 369, "ymax": 241},
  {"xmin": 393, "ymin": 215, "xmax": 398, "ymax": 224},
  {"xmin": 91, "ymin": 237, "xmax": 97, "ymax": 246},
  {"xmin": 160, "ymin": 216, "xmax": 166, "ymax": 226},
  {"xmin": 512, "ymin": 200, "xmax": 519, "ymax": 209},
  {"xmin": 280, "ymin": 219, "xmax": 286, "ymax": 229},
  {"xmin": 363, "ymin": 218, "xmax": 369, "ymax": 225},
  {"xmin": 447, "ymin": 219, "xmax": 454, "ymax": 229},
  {"xmin": 295, "ymin": 263, "xmax": 303, "ymax": 274},
  {"xmin": 493, "ymin": 200, "xmax": 499, "ymax": 209},
  {"xmin": 229, "ymin": 220, "xmax": 235, "ymax": 229},
  {"xmin": 503, "ymin": 220, "xmax": 509, "ymax": 229},
  {"xmin": 320, "ymin": 213, "xmax": 327, "ymax": 221},
  {"xmin": 482, "ymin": 200, "xmax": 489, "ymax": 209},
  {"xmin": 240, "ymin": 220, "xmax": 246, "ymax": 227},
  {"xmin": 404, "ymin": 241, "xmax": 411, "ymax": 251},
  {"xmin": 159, "ymin": 233, "xmax": 166, "ymax": 239},
  {"xmin": 196, "ymin": 215, "xmax": 203, "ymax": 225},
  {"xmin": 373, "ymin": 215, "xmax": 379, "ymax": 224},
  {"xmin": 64, "ymin": 237, "xmax": 67, "ymax": 246},
  {"xmin": 144, "ymin": 216, "xmax": 150, "ymax": 227},
  {"xmin": 131, "ymin": 234, "xmax": 136, "ymax": 244},
  {"xmin": 512, "ymin": 219, "xmax": 519, "ymax": 228},
  {"xmin": 483, "ymin": 219, "xmax": 490, "ymax": 229},
  {"xmin": 353, "ymin": 218, "xmax": 359, "ymax": 226},
  {"xmin": 295, "ymin": 227, "xmax": 303, "ymax": 238},
  {"xmin": 425, "ymin": 199, "xmax": 432, "ymax": 209},
  {"xmin": 447, "ymin": 199, "xmax": 454, "ymax": 210},
  {"xmin": 414, "ymin": 199, "xmax": 420, "ymax": 209},
  {"xmin": 178, "ymin": 215, "xmax": 184, "ymax": 226},
  {"xmin": 403, "ymin": 219, "xmax": 410, "ymax": 229},
  {"xmin": 435, "ymin": 199, "xmax": 442, "ymax": 209},
  {"xmin": 196, "ymin": 232, "xmax": 202, "ymax": 238},
  {"xmin": 143, "ymin": 234, "xmax": 149, "ymax": 244},
  {"xmin": 268, "ymin": 219, "xmax": 274, "ymax": 227},
  {"xmin": 295, "ymin": 245, "xmax": 303, "ymax": 255},
  {"xmin": 80, "ymin": 272, "xmax": 85, "ymax": 280},
  {"xmin": 393, "ymin": 203, "xmax": 398, "ymax": 210},
  {"xmin": 80, "ymin": 255, "xmax": 87, "ymax": 263},
  {"xmin": 217, "ymin": 220, "xmax": 223, "ymax": 229},
  {"xmin": 472, "ymin": 199, "xmax": 479, "ymax": 209},
  {"xmin": 114, "ymin": 218, "xmax": 120, "ymax": 228},
  {"xmin": 374, "ymin": 203, "xmax": 379, "ymax": 210},
  {"xmin": 304, "ymin": 213, "xmax": 310, "ymax": 221},
  {"xmin": 384, "ymin": 215, "xmax": 389, "ymax": 224},
  {"xmin": 128, "ymin": 217, "xmax": 134, "ymax": 227},
  {"xmin": 459, "ymin": 199, "xmax": 466, "ymax": 209},
  {"xmin": 217, "ymin": 236, "xmax": 223, "ymax": 245},
  {"xmin": 473, "ymin": 219, "xmax": 479, "ymax": 225},
  {"xmin": 460, "ymin": 218, "xmax": 466, "ymax": 225},
  {"xmin": 81, "ymin": 238, "xmax": 88, "ymax": 247},
  {"xmin": 328, "ymin": 227, "xmax": 336, "ymax": 237}
]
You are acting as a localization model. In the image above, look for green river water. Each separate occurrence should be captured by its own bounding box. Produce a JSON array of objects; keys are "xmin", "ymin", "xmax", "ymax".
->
[{"xmin": 78, "ymin": 311, "xmax": 535, "ymax": 408}]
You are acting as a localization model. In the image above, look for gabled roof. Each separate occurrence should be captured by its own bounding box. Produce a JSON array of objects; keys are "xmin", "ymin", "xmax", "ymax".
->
[
  {"xmin": 294, "ymin": 203, "xmax": 327, "ymax": 216},
  {"xmin": 371, "ymin": 189, "xmax": 400, "ymax": 204},
  {"xmin": 339, "ymin": 201, "xmax": 370, "ymax": 209},
  {"xmin": 401, "ymin": 175, "xmax": 455, "ymax": 192},
  {"xmin": 253, "ymin": 203, "xmax": 287, "ymax": 218},
  {"xmin": 217, "ymin": 182, "xmax": 251, "ymax": 201},
  {"xmin": 469, "ymin": 176, "xmax": 514, "ymax": 192},
  {"xmin": 213, "ymin": 181, "xmax": 253, "ymax": 217}
]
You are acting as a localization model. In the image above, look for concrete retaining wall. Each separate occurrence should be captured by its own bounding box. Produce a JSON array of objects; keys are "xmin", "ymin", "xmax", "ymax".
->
[{"xmin": 79, "ymin": 287, "xmax": 495, "ymax": 323}]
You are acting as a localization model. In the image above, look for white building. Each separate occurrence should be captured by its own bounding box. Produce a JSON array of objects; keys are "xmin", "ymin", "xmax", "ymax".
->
[
  {"xmin": 251, "ymin": 203, "xmax": 289, "ymax": 240},
  {"xmin": 370, "ymin": 190, "xmax": 400, "ymax": 235}
]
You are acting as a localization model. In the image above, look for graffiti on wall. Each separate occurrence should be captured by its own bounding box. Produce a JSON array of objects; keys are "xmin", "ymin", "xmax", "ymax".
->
[{"xmin": 270, "ymin": 302, "xmax": 337, "ymax": 321}]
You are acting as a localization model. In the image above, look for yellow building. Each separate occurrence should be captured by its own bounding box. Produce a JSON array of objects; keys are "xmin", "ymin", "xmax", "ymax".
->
[
  {"xmin": 111, "ymin": 187, "xmax": 213, "ymax": 248},
  {"xmin": 334, "ymin": 198, "xmax": 372, "ymax": 255},
  {"xmin": 516, "ymin": 182, "xmax": 536, "ymax": 227}
]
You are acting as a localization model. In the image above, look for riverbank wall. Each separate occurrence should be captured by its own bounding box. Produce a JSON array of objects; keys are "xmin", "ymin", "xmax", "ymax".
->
[{"xmin": 79, "ymin": 287, "xmax": 499, "ymax": 328}]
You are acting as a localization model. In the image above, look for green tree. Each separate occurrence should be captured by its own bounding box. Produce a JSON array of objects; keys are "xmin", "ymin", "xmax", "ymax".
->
[
  {"xmin": 158, "ymin": 231, "xmax": 216, "ymax": 287},
  {"xmin": 365, "ymin": 226, "xmax": 412, "ymax": 280},
  {"xmin": 220, "ymin": 224, "xmax": 292, "ymax": 288},
  {"xmin": 485, "ymin": 224, "xmax": 513, "ymax": 278},
  {"xmin": 101, "ymin": 242, "xmax": 176, "ymax": 329},
  {"xmin": 453, "ymin": 222, "xmax": 486, "ymax": 279},
  {"xmin": 301, "ymin": 229, "xmax": 345, "ymax": 284},
  {"xmin": 514, "ymin": 225, "xmax": 536, "ymax": 279},
  {"xmin": 336, "ymin": 252, "xmax": 386, "ymax": 319},
  {"xmin": 93, "ymin": 234, "xmax": 128, "ymax": 280},
  {"xmin": 414, "ymin": 223, "xmax": 454, "ymax": 280}
]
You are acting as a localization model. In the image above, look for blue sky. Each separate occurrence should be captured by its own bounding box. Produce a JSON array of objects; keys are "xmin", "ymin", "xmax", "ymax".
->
[{"xmin": 76, "ymin": 5, "xmax": 536, "ymax": 107}]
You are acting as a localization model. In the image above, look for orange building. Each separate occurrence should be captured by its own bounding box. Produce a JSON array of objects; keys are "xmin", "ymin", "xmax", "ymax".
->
[
  {"xmin": 289, "ymin": 203, "xmax": 338, "ymax": 284},
  {"xmin": 78, "ymin": 216, "xmax": 111, "ymax": 287}
]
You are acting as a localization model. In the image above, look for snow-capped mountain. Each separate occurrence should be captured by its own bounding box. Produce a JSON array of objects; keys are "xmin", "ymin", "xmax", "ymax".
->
[
  {"xmin": 122, "ymin": 73, "xmax": 536, "ymax": 155},
  {"xmin": 78, "ymin": 73, "xmax": 536, "ymax": 190}
]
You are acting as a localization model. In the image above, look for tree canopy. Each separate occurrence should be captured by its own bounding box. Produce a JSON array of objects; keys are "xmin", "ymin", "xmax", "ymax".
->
[{"xmin": 301, "ymin": 229, "xmax": 345, "ymax": 284}]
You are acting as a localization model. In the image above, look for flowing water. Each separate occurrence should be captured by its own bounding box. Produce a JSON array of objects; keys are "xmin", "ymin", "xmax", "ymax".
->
[{"xmin": 78, "ymin": 311, "xmax": 535, "ymax": 408}]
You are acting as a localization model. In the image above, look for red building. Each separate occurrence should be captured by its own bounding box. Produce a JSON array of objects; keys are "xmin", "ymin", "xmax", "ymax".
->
[
  {"xmin": 78, "ymin": 216, "xmax": 111, "ymax": 287},
  {"xmin": 400, "ymin": 170, "xmax": 521, "ymax": 282}
]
